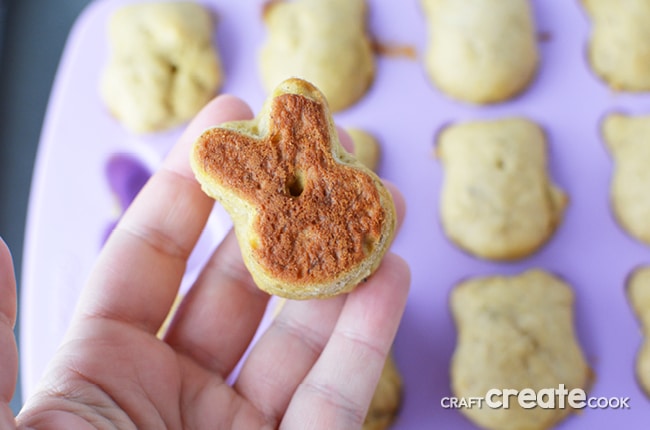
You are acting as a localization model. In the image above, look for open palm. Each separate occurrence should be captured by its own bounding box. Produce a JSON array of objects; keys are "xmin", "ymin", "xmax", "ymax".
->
[{"xmin": 0, "ymin": 95, "xmax": 409, "ymax": 430}]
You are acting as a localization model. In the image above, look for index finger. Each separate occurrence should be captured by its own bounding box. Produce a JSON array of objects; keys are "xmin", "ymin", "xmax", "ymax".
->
[{"xmin": 75, "ymin": 95, "xmax": 254, "ymax": 333}]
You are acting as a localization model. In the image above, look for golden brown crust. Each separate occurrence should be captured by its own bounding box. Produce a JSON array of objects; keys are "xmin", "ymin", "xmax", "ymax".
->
[{"xmin": 191, "ymin": 78, "xmax": 396, "ymax": 299}]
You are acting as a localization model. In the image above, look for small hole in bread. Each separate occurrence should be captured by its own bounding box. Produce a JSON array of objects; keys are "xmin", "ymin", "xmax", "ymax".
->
[{"xmin": 287, "ymin": 170, "xmax": 305, "ymax": 197}]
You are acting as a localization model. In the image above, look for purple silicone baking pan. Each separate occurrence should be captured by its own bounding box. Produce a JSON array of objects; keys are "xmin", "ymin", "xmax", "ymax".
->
[{"xmin": 21, "ymin": 0, "xmax": 650, "ymax": 427}]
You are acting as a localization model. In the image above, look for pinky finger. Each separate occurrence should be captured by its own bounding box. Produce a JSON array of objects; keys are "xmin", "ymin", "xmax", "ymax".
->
[{"xmin": 280, "ymin": 253, "xmax": 410, "ymax": 429}]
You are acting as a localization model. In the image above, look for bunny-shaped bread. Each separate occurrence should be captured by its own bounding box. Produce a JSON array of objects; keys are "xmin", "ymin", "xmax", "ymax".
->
[
  {"xmin": 437, "ymin": 118, "xmax": 567, "ymax": 260},
  {"xmin": 603, "ymin": 114, "xmax": 650, "ymax": 245},
  {"xmin": 100, "ymin": 1, "xmax": 223, "ymax": 133},
  {"xmin": 421, "ymin": 0, "xmax": 538, "ymax": 104},
  {"xmin": 191, "ymin": 78, "xmax": 396, "ymax": 299},
  {"xmin": 627, "ymin": 266, "xmax": 650, "ymax": 397},
  {"xmin": 451, "ymin": 270, "xmax": 591, "ymax": 430},
  {"xmin": 259, "ymin": 0, "xmax": 374, "ymax": 112},
  {"xmin": 582, "ymin": 0, "xmax": 650, "ymax": 91}
]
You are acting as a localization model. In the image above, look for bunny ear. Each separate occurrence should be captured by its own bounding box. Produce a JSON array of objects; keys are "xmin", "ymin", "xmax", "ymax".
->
[
  {"xmin": 269, "ymin": 96, "xmax": 333, "ymax": 153},
  {"xmin": 258, "ymin": 77, "xmax": 335, "ymax": 135},
  {"xmin": 271, "ymin": 77, "xmax": 327, "ymax": 102},
  {"xmin": 190, "ymin": 91, "xmax": 329, "ymax": 208},
  {"xmin": 191, "ymin": 125, "xmax": 273, "ymax": 202}
]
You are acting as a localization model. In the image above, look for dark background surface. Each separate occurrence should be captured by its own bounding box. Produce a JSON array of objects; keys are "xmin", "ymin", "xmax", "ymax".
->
[{"xmin": 0, "ymin": 0, "xmax": 93, "ymax": 415}]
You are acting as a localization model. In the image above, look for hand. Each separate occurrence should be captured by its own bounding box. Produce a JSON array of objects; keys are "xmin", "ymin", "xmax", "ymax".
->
[{"xmin": 0, "ymin": 95, "xmax": 409, "ymax": 430}]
